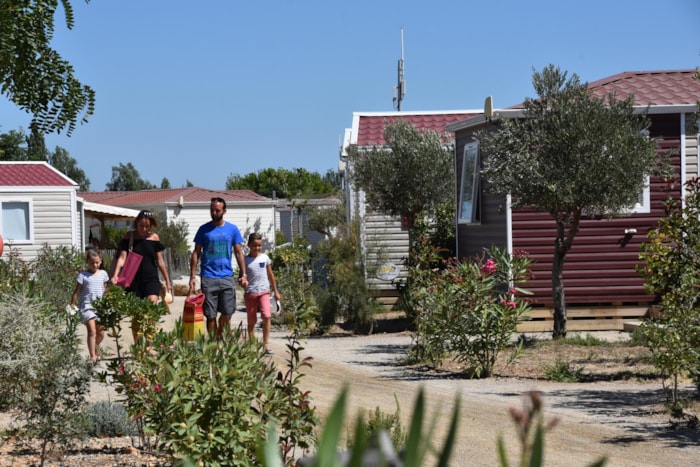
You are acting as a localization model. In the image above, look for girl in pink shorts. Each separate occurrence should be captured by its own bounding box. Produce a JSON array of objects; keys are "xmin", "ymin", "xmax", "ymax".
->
[{"xmin": 244, "ymin": 233, "xmax": 280, "ymax": 354}]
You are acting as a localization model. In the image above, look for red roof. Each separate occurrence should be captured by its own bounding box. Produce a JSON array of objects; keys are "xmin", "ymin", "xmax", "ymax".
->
[
  {"xmin": 0, "ymin": 162, "xmax": 77, "ymax": 187},
  {"xmin": 80, "ymin": 187, "xmax": 270, "ymax": 206},
  {"xmin": 588, "ymin": 69, "xmax": 700, "ymax": 106},
  {"xmin": 354, "ymin": 111, "xmax": 480, "ymax": 146}
]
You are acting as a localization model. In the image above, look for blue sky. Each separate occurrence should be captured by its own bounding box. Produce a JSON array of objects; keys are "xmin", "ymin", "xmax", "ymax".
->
[{"xmin": 2, "ymin": 0, "xmax": 699, "ymax": 191}]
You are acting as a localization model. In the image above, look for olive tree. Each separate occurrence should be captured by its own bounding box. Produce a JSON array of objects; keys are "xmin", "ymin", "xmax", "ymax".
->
[
  {"xmin": 477, "ymin": 65, "xmax": 658, "ymax": 338},
  {"xmin": 0, "ymin": 0, "xmax": 95, "ymax": 135},
  {"xmin": 346, "ymin": 120, "xmax": 455, "ymax": 252}
]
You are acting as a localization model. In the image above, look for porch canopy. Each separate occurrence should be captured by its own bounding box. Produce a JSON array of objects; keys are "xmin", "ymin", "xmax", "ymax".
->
[{"xmin": 82, "ymin": 201, "xmax": 140, "ymax": 248}]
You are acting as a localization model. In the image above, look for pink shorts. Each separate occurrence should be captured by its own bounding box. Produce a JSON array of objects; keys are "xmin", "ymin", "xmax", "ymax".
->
[{"xmin": 245, "ymin": 291, "xmax": 271, "ymax": 321}]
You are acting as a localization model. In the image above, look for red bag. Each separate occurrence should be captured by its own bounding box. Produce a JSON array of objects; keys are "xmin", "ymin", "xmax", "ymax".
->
[{"xmin": 117, "ymin": 231, "xmax": 143, "ymax": 288}]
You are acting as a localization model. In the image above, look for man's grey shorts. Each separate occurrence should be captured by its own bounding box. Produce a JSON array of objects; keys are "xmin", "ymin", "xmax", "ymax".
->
[{"xmin": 200, "ymin": 276, "xmax": 236, "ymax": 319}]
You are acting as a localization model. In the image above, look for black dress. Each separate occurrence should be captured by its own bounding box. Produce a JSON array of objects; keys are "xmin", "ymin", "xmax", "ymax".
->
[{"xmin": 117, "ymin": 235, "xmax": 165, "ymax": 298}]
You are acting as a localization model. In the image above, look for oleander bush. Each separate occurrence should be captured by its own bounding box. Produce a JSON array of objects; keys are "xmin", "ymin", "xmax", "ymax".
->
[{"xmin": 407, "ymin": 244, "xmax": 534, "ymax": 377}]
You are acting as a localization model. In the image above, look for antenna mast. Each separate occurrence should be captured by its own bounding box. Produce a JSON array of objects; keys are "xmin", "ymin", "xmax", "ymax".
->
[{"xmin": 392, "ymin": 28, "xmax": 405, "ymax": 111}]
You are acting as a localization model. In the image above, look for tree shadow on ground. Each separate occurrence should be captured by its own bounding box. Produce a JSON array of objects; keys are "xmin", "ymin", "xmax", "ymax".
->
[
  {"xmin": 335, "ymin": 313, "xmax": 412, "ymax": 335},
  {"xmin": 542, "ymin": 387, "xmax": 699, "ymax": 448}
]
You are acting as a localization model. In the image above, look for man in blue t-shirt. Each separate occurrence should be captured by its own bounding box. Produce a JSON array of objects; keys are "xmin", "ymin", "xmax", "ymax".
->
[{"xmin": 190, "ymin": 197, "xmax": 248, "ymax": 338}]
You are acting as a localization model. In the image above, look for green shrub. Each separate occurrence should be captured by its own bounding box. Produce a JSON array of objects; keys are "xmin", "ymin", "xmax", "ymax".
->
[
  {"xmin": 0, "ymin": 290, "xmax": 92, "ymax": 462},
  {"xmin": 0, "ymin": 246, "xmax": 31, "ymax": 293},
  {"xmin": 408, "ymin": 245, "xmax": 534, "ymax": 377},
  {"xmin": 84, "ymin": 401, "xmax": 138, "ymax": 437},
  {"xmin": 563, "ymin": 333, "xmax": 606, "ymax": 347},
  {"xmin": 31, "ymin": 244, "xmax": 84, "ymax": 316},
  {"xmin": 637, "ymin": 177, "xmax": 700, "ymax": 406},
  {"xmin": 315, "ymin": 221, "xmax": 381, "ymax": 333},
  {"xmin": 270, "ymin": 239, "xmax": 318, "ymax": 334},
  {"xmin": 100, "ymin": 323, "xmax": 317, "ymax": 465},
  {"xmin": 155, "ymin": 212, "xmax": 190, "ymax": 256},
  {"xmin": 93, "ymin": 285, "xmax": 169, "ymax": 359},
  {"xmin": 542, "ymin": 358, "xmax": 584, "ymax": 382},
  {"xmin": 103, "ymin": 224, "xmax": 128, "ymax": 250},
  {"xmin": 346, "ymin": 395, "xmax": 406, "ymax": 452}
]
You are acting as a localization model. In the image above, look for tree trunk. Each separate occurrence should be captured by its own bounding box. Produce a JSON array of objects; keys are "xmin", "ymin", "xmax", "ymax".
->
[
  {"xmin": 552, "ymin": 245, "xmax": 567, "ymax": 338},
  {"xmin": 551, "ymin": 213, "xmax": 579, "ymax": 339}
]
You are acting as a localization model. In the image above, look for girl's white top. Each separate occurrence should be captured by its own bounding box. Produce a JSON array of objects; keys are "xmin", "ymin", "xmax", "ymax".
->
[
  {"xmin": 77, "ymin": 269, "xmax": 109, "ymax": 312},
  {"xmin": 244, "ymin": 253, "xmax": 272, "ymax": 294}
]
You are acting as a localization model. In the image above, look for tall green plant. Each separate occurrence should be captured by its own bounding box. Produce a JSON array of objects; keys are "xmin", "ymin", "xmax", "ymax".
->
[
  {"xmin": 270, "ymin": 239, "xmax": 318, "ymax": 333},
  {"xmin": 637, "ymin": 177, "xmax": 700, "ymax": 407},
  {"xmin": 410, "ymin": 246, "xmax": 533, "ymax": 377},
  {"xmin": 315, "ymin": 220, "xmax": 380, "ymax": 333}
]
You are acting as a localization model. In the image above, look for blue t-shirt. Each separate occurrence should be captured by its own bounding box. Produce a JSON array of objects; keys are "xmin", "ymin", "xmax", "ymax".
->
[{"xmin": 193, "ymin": 221, "xmax": 244, "ymax": 278}]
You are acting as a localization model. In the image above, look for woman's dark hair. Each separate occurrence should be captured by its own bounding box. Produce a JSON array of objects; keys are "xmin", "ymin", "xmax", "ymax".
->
[{"xmin": 134, "ymin": 209, "xmax": 158, "ymax": 228}]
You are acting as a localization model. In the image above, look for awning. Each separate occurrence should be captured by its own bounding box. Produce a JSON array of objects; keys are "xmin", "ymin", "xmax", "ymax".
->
[{"xmin": 83, "ymin": 201, "xmax": 140, "ymax": 220}]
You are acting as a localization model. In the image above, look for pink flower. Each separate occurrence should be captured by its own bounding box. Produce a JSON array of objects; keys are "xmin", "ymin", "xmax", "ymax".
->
[
  {"xmin": 481, "ymin": 258, "xmax": 497, "ymax": 275},
  {"xmin": 507, "ymin": 301, "xmax": 517, "ymax": 309},
  {"xmin": 118, "ymin": 364, "xmax": 125, "ymax": 373},
  {"xmin": 154, "ymin": 384, "xmax": 161, "ymax": 392}
]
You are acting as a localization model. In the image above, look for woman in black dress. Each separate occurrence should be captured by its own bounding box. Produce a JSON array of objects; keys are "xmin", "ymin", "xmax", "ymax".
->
[{"xmin": 111, "ymin": 210, "xmax": 172, "ymax": 340}]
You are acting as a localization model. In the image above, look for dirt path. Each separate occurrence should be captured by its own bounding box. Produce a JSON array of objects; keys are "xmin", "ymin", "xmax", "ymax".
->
[
  {"xmin": 277, "ymin": 330, "xmax": 700, "ymax": 466},
  {"xmin": 4, "ymin": 294, "xmax": 698, "ymax": 466}
]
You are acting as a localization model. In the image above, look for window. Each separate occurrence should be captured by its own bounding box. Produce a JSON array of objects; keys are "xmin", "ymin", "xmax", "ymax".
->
[
  {"xmin": 458, "ymin": 142, "xmax": 480, "ymax": 223},
  {"xmin": 628, "ymin": 176, "xmax": 650, "ymax": 214},
  {"xmin": 1, "ymin": 200, "xmax": 33, "ymax": 243}
]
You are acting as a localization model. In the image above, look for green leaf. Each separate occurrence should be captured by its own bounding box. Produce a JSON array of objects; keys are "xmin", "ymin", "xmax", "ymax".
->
[
  {"xmin": 315, "ymin": 387, "xmax": 347, "ymax": 467},
  {"xmin": 497, "ymin": 436, "xmax": 510, "ymax": 467},
  {"xmin": 403, "ymin": 388, "xmax": 425, "ymax": 467},
  {"xmin": 527, "ymin": 422, "xmax": 544, "ymax": 467},
  {"xmin": 257, "ymin": 424, "xmax": 284, "ymax": 467},
  {"xmin": 348, "ymin": 414, "xmax": 369, "ymax": 467},
  {"xmin": 435, "ymin": 396, "xmax": 460, "ymax": 467}
]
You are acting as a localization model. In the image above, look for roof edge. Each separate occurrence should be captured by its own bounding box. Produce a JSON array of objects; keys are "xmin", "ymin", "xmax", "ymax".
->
[{"xmin": 352, "ymin": 109, "xmax": 482, "ymax": 118}]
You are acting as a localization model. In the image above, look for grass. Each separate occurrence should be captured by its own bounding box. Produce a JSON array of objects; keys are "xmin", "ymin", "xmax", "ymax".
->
[{"xmin": 542, "ymin": 358, "xmax": 584, "ymax": 382}]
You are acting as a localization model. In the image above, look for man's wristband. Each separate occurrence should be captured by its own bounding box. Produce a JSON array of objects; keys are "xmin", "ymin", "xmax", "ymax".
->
[{"xmin": 240, "ymin": 274, "xmax": 247, "ymax": 278}]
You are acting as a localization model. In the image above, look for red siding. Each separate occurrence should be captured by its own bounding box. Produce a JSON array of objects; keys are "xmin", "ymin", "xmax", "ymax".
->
[{"xmin": 514, "ymin": 135, "xmax": 682, "ymax": 306}]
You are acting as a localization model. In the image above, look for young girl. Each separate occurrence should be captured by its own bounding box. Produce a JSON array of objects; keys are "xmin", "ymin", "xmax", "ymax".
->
[
  {"xmin": 71, "ymin": 249, "xmax": 109, "ymax": 363},
  {"xmin": 244, "ymin": 233, "xmax": 280, "ymax": 354}
]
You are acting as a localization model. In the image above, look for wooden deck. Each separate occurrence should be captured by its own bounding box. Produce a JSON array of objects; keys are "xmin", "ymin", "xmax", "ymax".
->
[
  {"xmin": 516, "ymin": 306, "xmax": 649, "ymax": 332},
  {"xmin": 370, "ymin": 291, "xmax": 650, "ymax": 332}
]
